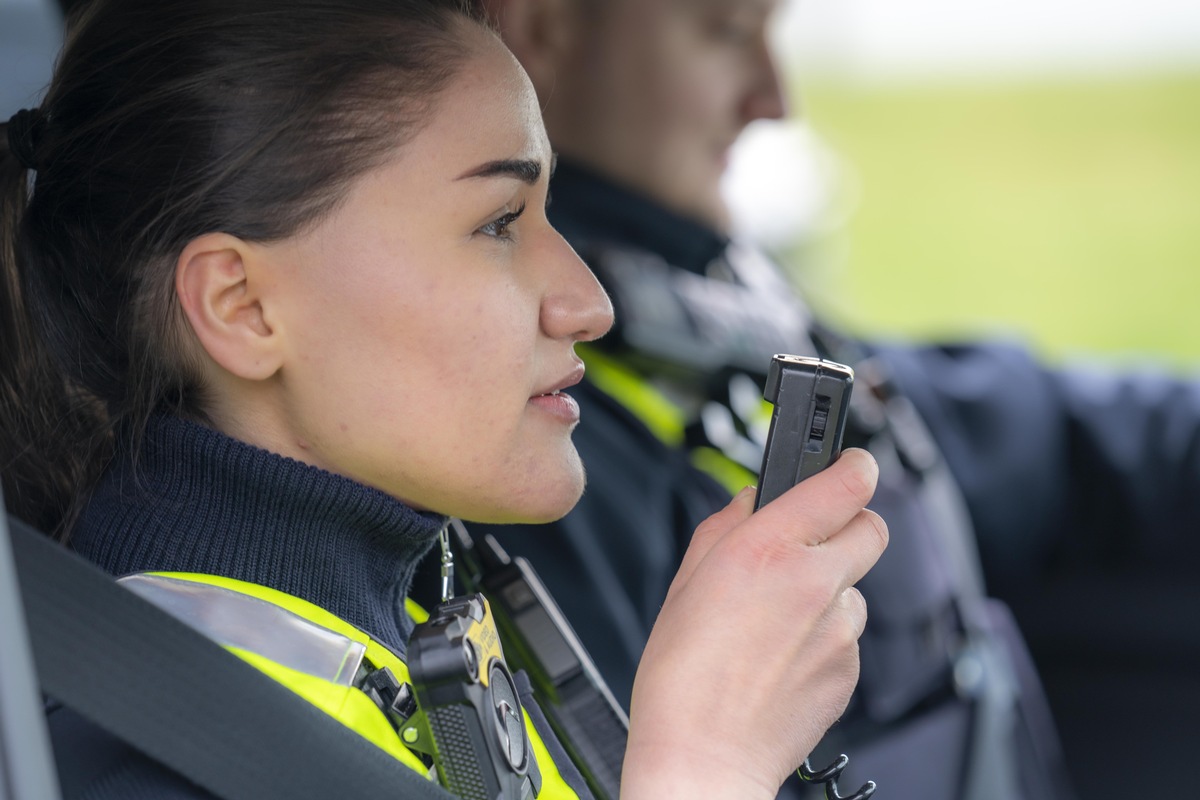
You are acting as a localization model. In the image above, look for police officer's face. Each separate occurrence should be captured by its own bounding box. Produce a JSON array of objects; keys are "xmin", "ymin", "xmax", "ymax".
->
[
  {"xmin": 253, "ymin": 25, "xmax": 614, "ymax": 523},
  {"xmin": 537, "ymin": 0, "xmax": 786, "ymax": 230}
]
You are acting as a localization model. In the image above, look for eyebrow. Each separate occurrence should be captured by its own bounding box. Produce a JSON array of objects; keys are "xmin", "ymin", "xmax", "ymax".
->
[
  {"xmin": 456, "ymin": 153, "xmax": 558, "ymax": 185},
  {"xmin": 701, "ymin": 0, "xmax": 774, "ymax": 13}
]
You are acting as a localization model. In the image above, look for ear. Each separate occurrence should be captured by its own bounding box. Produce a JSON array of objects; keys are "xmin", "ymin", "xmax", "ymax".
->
[
  {"xmin": 175, "ymin": 233, "xmax": 283, "ymax": 382},
  {"xmin": 486, "ymin": 0, "xmax": 576, "ymax": 98}
]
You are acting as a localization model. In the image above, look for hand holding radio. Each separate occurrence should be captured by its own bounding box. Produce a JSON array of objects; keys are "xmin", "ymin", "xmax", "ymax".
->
[
  {"xmin": 404, "ymin": 355, "xmax": 885, "ymax": 799},
  {"xmin": 621, "ymin": 447, "xmax": 887, "ymax": 799}
]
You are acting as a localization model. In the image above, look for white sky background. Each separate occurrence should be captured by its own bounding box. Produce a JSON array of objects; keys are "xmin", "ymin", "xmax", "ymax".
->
[
  {"xmin": 774, "ymin": 0, "xmax": 1200, "ymax": 79},
  {"xmin": 723, "ymin": 0, "xmax": 1200, "ymax": 246}
]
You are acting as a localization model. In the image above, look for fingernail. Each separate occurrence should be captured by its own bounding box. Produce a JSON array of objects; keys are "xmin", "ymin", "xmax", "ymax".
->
[
  {"xmin": 860, "ymin": 452, "xmax": 880, "ymax": 490},
  {"xmin": 841, "ymin": 448, "xmax": 879, "ymax": 489}
]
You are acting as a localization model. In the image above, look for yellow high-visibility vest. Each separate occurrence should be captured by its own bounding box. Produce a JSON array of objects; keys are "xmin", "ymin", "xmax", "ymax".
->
[{"xmin": 119, "ymin": 571, "xmax": 582, "ymax": 799}]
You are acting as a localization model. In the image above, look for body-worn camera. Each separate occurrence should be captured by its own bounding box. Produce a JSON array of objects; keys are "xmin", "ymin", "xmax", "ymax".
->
[
  {"xmin": 401, "ymin": 594, "xmax": 541, "ymax": 800},
  {"xmin": 755, "ymin": 354, "xmax": 855, "ymax": 510},
  {"xmin": 450, "ymin": 522, "xmax": 628, "ymax": 800}
]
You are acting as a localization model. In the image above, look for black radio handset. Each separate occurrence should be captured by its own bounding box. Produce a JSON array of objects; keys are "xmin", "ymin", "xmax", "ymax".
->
[{"xmin": 755, "ymin": 355, "xmax": 877, "ymax": 800}]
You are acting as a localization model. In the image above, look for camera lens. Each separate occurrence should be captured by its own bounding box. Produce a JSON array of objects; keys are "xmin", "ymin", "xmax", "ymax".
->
[{"xmin": 488, "ymin": 662, "xmax": 528, "ymax": 773}]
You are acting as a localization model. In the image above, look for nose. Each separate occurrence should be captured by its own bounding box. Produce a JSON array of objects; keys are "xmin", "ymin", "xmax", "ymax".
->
[
  {"xmin": 742, "ymin": 35, "xmax": 788, "ymax": 123},
  {"xmin": 541, "ymin": 235, "xmax": 614, "ymax": 344}
]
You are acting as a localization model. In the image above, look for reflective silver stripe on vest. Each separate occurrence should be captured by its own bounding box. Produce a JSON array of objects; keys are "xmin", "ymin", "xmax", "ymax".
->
[{"xmin": 118, "ymin": 574, "xmax": 366, "ymax": 687}]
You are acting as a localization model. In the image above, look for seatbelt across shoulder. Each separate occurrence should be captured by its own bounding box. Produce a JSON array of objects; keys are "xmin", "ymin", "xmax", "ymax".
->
[{"xmin": 7, "ymin": 513, "xmax": 456, "ymax": 800}]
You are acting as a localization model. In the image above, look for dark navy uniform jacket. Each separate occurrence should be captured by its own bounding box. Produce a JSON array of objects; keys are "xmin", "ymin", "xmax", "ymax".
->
[{"xmin": 474, "ymin": 160, "xmax": 1200, "ymax": 800}]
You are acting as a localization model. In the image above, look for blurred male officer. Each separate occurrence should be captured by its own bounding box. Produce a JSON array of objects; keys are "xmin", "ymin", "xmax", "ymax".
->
[{"xmin": 470, "ymin": 2, "xmax": 1200, "ymax": 799}]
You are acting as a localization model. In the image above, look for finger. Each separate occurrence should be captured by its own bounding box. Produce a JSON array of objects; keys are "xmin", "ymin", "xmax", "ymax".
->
[
  {"xmin": 812, "ymin": 507, "xmax": 889, "ymax": 593},
  {"xmin": 840, "ymin": 585, "xmax": 869, "ymax": 641},
  {"xmin": 667, "ymin": 485, "xmax": 756, "ymax": 600},
  {"xmin": 750, "ymin": 448, "xmax": 879, "ymax": 548}
]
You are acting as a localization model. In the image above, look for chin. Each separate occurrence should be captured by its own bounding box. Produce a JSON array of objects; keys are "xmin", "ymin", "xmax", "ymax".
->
[
  {"xmin": 697, "ymin": 189, "xmax": 732, "ymax": 233},
  {"xmin": 458, "ymin": 463, "xmax": 586, "ymax": 526},
  {"xmin": 508, "ymin": 477, "xmax": 586, "ymax": 525},
  {"xmin": 666, "ymin": 186, "xmax": 730, "ymax": 233},
  {"xmin": 459, "ymin": 496, "xmax": 581, "ymax": 527}
]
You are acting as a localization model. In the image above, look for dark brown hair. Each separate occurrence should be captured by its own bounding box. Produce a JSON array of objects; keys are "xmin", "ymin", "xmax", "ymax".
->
[{"xmin": 1, "ymin": 0, "xmax": 488, "ymax": 537}]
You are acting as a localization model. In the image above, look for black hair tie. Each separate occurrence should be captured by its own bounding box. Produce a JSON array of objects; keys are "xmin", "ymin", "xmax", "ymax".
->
[{"xmin": 6, "ymin": 108, "xmax": 46, "ymax": 172}]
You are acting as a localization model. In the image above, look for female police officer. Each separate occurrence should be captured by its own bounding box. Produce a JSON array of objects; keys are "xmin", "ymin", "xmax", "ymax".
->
[{"xmin": 0, "ymin": 0, "xmax": 886, "ymax": 797}]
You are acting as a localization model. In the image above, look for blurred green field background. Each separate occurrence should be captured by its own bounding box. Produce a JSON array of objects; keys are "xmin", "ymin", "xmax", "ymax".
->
[{"xmin": 785, "ymin": 69, "xmax": 1200, "ymax": 369}]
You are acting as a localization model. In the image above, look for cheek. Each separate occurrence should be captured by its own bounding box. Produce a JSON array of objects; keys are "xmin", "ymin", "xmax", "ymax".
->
[
  {"xmin": 292, "ymin": 258, "xmax": 459, "ymax": 425},
  {"xmin": 403, "ymin": 281, "xmax": 538, "ymax": 422},
  {"xmin": 626, "ymin": 29, "xmax": 733, "ymax": 128},
  {"xmin": 664, "ymin": 58, "xmax": 738, "ymax": 130}
]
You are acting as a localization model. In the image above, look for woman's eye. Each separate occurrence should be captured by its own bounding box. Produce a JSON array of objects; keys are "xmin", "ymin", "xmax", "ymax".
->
[
  {"xmin": 708, "ymin": 15, "xmax": 757, "ymax": 46},
  {"xmin": 479, "ymin": 201, "xmax": 527, "ymax": 241}
]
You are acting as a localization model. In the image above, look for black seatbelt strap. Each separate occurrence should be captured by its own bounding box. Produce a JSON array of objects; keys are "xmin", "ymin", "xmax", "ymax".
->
[{"xmin": 7, "ymin": 514, "xmax": 456, "ymax": 800}]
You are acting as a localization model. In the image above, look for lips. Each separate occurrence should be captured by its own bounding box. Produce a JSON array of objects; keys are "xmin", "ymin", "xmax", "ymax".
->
[
  {"xmin": 528, "ymin": 361, "xmax": 585, "ymax": 423},
  {"xmin": 531, "ymin": 361, "xmax": 585, "ymax": 400}
]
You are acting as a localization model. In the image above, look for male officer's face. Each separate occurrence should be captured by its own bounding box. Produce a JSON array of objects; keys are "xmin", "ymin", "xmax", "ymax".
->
[{"xmin": 537, "ymin": 0, "xmax": 786, "ymax": 231}]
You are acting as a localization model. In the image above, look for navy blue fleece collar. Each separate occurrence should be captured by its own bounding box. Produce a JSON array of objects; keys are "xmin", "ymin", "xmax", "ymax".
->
[{"xmin": 71, "ymin": 415, "xmax": 445, "ymax": 655}]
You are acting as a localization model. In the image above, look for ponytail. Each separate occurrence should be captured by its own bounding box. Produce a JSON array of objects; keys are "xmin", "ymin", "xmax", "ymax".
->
[{"xmin": 1, "ymin": 111, "xmax": 112, "ymax": 539}]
